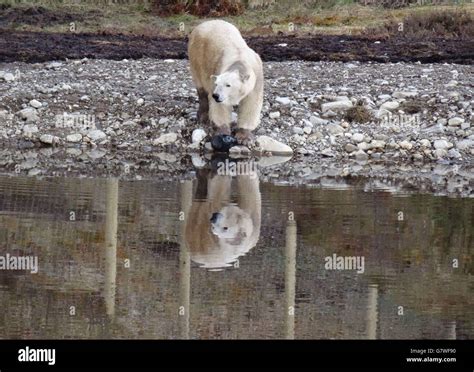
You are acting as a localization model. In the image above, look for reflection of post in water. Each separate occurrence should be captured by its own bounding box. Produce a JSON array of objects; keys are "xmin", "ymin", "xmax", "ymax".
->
[
  {"xmin": 104, "ymin": 178, "xmax": 119, "ymax": 318},
  {"xmin": 366, "ymin": 284, "xmax": 378, "ymax": 339},
  {"xmin": 179, "ymin": 180, "xmax": 193, "ymax": 339},
  {"xmin": 285, "ymin": 220, "xmax": 297, "ymax": 340},
  {"xmin": 447, "ymin": 320, "xmax": 456, "ymax": 340}
]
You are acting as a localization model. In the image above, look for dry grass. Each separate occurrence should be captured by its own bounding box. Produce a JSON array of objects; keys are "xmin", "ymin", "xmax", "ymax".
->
[
  {"xmin": 365, "ymin": 8, "xmax": 474, "ymax": 39},
  {"xmin": 0, "ymin": 0, "xmax": 472, "ymax": 37},
  {"xmin": 344, "ymin": 102, "xmax": 373, "ymax": 123}
]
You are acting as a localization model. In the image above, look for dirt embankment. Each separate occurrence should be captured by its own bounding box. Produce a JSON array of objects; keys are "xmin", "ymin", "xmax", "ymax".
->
[{"xmin": 0, "ymin": 29, "xmax": 472, "ymax": 64}]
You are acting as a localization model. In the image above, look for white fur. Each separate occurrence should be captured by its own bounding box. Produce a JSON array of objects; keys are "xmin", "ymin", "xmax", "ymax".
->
[{"xmin": 188, "ymin": 20, "xmax": 264, "ymax": 131}]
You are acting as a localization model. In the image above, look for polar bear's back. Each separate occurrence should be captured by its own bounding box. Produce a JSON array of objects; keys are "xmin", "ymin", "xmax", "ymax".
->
[{"xmin": 190, "ymin": 20, "xmax": 248, "ymax": 50}]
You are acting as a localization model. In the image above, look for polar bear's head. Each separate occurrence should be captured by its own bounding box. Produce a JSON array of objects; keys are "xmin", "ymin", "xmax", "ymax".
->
[
  {"xmin": 210, "ymin": 205, "xmax": 253, "ymax": 242},
  {"xmin": 211, "ymin": 62, "xmax": 255, "ymax": 106}
]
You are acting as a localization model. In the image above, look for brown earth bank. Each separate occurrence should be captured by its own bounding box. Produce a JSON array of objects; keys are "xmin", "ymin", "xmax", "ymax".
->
[{"xmin": 0, "ymin": 30, "xmax": 473, "ymax": 64}]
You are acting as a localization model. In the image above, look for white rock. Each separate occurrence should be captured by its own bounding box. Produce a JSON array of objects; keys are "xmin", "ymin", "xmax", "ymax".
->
[
  {"xmin": 448, "ymin": 117, "xmax": 464, "ymax": 126},
  {"xmin": 433, "ymin": 139, "xmax": 451, "ymax": 150},
  {"xmin": 66, "ymin": 133, "xmax": 82, "ymax": 143},
  {"xmin": 255, "ymin": 135, "xmax": 293, "ymax": 155},
  {"xmin": 399, "ymin": 140, "xmax": 413, "ymax": 150},
  {"xmin": 229, "ymin": 145, "xmax": 251, "ymax": 156},
  {"xmin": 87, "ymin": 129, "xmax": 106, "ymax": 142},
  {"xmin": 309, "ymin": 116, "xmax": 328, "ymax": 125},
  {"xmin": 456, "ymin": 139, "xmax": 473, "ymax": 151},
  {"xmin": 46, "ymin": 61, "xmax": 63, "ymax": 69},
  {"xmin": 276, "ymin": 97, "xmax": 291, "ymax": 105},
  {"xmin": 326, "ymin": 123, "xmax": 344, "ymax": 135},
  {"xmin": 269, "ymin": 111, "xmax": 280, "ymax": 119},
  {"xmin": 352, "ymin": 133, "xmax": 364, "ymax": 143},
  {"xmin": 448, "ymin": 149, "xmax": 461, "ymax": 159},
  {"xmin": 370, "ymin": 140, "xmax": 386, "ymax": 149},
  {"xmin": 22, "ymin": 124, "xmax": 38, "ymax": 137},
  {"xmin": 392, "ymin": 91, "xmax": 418, "ymax": 99},
  {"xmin": 419, "ymin": 139, "xmax": 431, "ymax": 148},
  {"xmin": 191, "ymin": 154, "xmax": 206, "ymax": 168},
  {"xmin": 354, "ymin": 150, "xmax": 369, "ymax": 161},
  {"xmin": 192, "ymin": 128, "xmax": 207, "ymax": 144},
  {"xmin": 136, "ymin": 98, "xmax": 144, "ymax": 106},
  {"xmin": 39, "ymin": 134, "xmax": 58, "ymax": 145},
  {"xmin": 358, "ymin": 142, "xmax": 369, "ymax": 151},
  {"xmin": 303, "ymin": 126, "xmax": 312, "ymax": 134},
  {"xmin": 434, "ymin": 149, "xmax": 447, "ymax": 158},
  {"xmin": 380, "ymin": 101, "xmax": 400, "ymax": 111},
  {"xmin": 2, "ymin": 72, "xmax": 15, "ymax": 82},
  {"xmin": 378, "ymin": 94, "xmax": 392, "ymax": 101},
  {"xmin": 321, "ymin": 100, "xmax": 353, "ymax": 113},
  {"xmin": 29, "ymin": 99, "xmax": 42, "ymax": 109},
  {"xmin": 18, "ymin": 108, "xmax": 38, "ymax": 122},
  {"xmin": 153, "ymin": 132, "xmax": 177, "ymax": 146}
]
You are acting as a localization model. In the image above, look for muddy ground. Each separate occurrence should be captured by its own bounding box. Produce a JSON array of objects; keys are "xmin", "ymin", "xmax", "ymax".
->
[{"xmin": 1, "ymin": 29, "xmax": 473, "ymax": 64}]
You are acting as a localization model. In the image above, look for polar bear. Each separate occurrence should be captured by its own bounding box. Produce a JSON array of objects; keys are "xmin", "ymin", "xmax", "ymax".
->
[
  {"xmin": 185, "ymin": 168, "xmax": 261, "ymax": 270},
  {"xmin": 188, "ymin": 20, "xmax": 264, "ymax": 145}
]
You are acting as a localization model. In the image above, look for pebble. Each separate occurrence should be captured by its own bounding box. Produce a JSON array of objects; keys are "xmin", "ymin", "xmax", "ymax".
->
[
  {"xmin": 448, "ymin": 117, "xmax": 464, "ymax": 126},
  {"xmin": 399, "ymin": 140, "xmax": 413, "ymax": 150},
  {"xmin": 18, "ymin": 108, "xmax": 38, "ymax": 122},
  {"xmin": 380, "ymin": 101, "xmax": 400, "ymax": 111},
  {"xmin": 354, "ymin": 150, "xmax": 369, "ymax": 161},
  {"xmin": 326, "ymin": 123, "xmax": 344, "ymax": 135},
  {"xmin": 87, "ymin": 129, "xmax": 107, "ymax": 142},
  {"xmin": 276, "ymin": 97, "xmax": 291, "ymax": 105},
  {"xmin": 39, "ymin": 134, "xmax": 58, "ymax": 145},
  {"xmin": 191, "ymin": 128, "xmax": 207, "ymax": 144},
  {"xmin": 29, "ymin": 99, "xmax": 42, "ymax": 109},
  {"xmin": 433, "ymin": 139, "xmax": 451, "ymax": 150},
  {"xmin": 153, "ymin": 132, "xmax": 178, "ymax": 146},
  {"xmin": 321, "ymin": 100, "xmax": 353, "ymax": 113},
  {"xmin": 352, "ymin": 133, "xmax": 364, "ymax": 143},
  {"xmin": 66, "ymin": 133, "xmax": 82, "ymax": 143},
  {"xmin": 345, "ymin": 143, "xmax": 358, "ymax": 153}
]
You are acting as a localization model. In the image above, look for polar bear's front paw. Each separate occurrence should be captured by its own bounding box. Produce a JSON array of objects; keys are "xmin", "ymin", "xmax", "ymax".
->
[
  {"xmin": 234, "ymin": 129, "xmax": 254, "ymax": 147},
  {"xmin": 214, "ymin": 125, "xmax": 231, "ymax": 136}
]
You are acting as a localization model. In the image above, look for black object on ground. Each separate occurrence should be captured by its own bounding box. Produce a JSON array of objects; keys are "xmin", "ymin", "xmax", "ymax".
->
[{"xmin": 211, "ymin": 134, "xmax": 238, "ymax": 152}]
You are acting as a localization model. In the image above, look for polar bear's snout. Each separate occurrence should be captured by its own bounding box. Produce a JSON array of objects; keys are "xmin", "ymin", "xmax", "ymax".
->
[
  {"xmin": 212, "ymin": 93, "xmax": 222, "ymax": 103},
  {"xmin": 210, "ymin": 212, "xmax": 222, "ymax": 223}
]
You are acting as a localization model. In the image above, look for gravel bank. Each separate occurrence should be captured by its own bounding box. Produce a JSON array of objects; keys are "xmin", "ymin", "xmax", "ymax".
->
[{"xmin": 0, "ymin": 58, "xmax": 472, "ymax": 196}]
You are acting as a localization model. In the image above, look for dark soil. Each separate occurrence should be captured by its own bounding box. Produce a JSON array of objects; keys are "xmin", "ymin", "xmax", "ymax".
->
[
  {"xmin": 0, "ymin": 5, "xmax": 101, "ymax": 28},
  {"xmin": 0, "ymin": 29, "xmax": 473, "ymax": 64}
]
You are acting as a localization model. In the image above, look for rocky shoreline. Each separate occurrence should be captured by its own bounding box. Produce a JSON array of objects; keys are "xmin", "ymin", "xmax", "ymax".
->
[{"xmin": 0, "ymin": 58, "xmax": 472, "ymax": 196}]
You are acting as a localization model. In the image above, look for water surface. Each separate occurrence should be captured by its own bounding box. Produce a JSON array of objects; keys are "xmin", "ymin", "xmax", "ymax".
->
[{"xmin": 0, "ymin": 174, "xmax": 472, "ymax": 339}]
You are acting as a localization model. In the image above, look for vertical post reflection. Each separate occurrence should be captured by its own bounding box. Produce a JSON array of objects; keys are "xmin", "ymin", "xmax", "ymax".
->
[
  {"xmin": 104, "ymin": 178, "xmax": 119, "ymax": 319},
  {"xmin": 179, "ymin": 180, "xmax": 193, "ymax": 339},
  {"xmin": 447, "ymin": 320, "xmax": 456, "ymax": 340},
  {"xmin": 366, "ymin": 284, "xmax": 378, "ymax": 339},
  {"xmin": 285, "ymin": 220, "xmax": 297, "ymax": 340}
]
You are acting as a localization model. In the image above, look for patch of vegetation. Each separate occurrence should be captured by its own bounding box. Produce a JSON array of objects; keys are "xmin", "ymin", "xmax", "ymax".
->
[
  {"xmin": 150, "ymin": 0, "xmax": 244, "ymax": 17},
  {"xmin": 344, "ymin": 101, "xmax": 373, "ymax": 123},
  {"xmin": 366, "ymin": 9, "xmax": 474, "ymax": 39}
]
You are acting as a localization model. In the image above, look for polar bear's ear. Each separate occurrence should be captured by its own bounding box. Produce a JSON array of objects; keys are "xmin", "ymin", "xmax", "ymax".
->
[
  {"xmin": 240, "ymin": 73, "xmax": 250, "ymax": 82},
  {"xmin": 210, "ymin": 75, "xmax": 218, "ymax": 82}
]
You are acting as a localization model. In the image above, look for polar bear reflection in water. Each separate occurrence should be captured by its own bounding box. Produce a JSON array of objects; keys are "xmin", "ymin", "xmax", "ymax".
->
[{"xmin": 185, "ymin": 166, "xmax": 261, "ymax": 270}]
